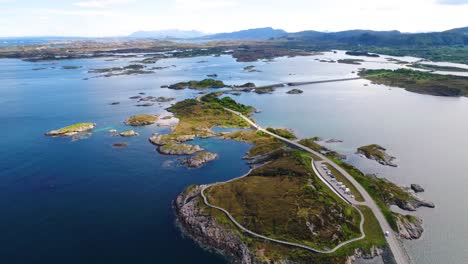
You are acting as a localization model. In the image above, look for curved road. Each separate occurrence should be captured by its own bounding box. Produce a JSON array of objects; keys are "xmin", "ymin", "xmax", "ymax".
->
[
  {"xmin": 221, "ymin": 108, "xmax": 410, "ymax": 264},
  {"xmin": 201, "ymin": 172, "xmax": 366, "ymax": 254}
]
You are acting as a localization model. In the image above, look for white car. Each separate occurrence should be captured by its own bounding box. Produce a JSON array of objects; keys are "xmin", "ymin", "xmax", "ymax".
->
[{"xmin": 385, "ymin": 231, "xmax": 390, "ymax": 237}]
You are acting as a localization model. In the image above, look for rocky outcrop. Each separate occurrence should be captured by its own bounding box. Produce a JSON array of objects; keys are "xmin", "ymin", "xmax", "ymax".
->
[
  {"xmin": 45, "ymin": 123, "xmax": 96, "ymax": 137},
  {"xmin": 124, "ymin": 114, "xmax": 158, "ymax": 126},
  {"xmin": 346, "ymin": 246, "xmax": 383, "ymax": 264},
  {"xmin": 149, "ymin": 133, "xmax": 195, "ymax": 146},
  {"xmin": 120, "ymin": 130, "xmax": 139, "ymax": 137},
  {"xmin": 395, "ymin": 196, "xmax": 435, "ymax": 211},
  {"xmin": 357, "ymin": 144, "xmax": 397, "ymax": 167},
  {"xmin": 174, "ymin": 186, "xmax": 261, "ymax": 264},
  {"xmin": 410, "ymin": 184, "xmax": 424, "ymax": 193},
  {"xmin": 394, "ymin": 214, "xmax": 424, "ymax": 240},
  {"xmin": 183, "ymin": 152, "xmax": 218, "ymax": 167},
  {"xmin": 286, "ymin": 89, "xmax": 303, "ymax": 94},
  {"xmin": 158, "ymin": 142, "xmax": 203, "ymax": 155}
]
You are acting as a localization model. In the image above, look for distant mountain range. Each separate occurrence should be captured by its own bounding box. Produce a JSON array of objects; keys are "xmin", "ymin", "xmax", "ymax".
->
[
  {"xmin": 128, "ymin": 29, "xmax": 205, "ymax": 39},
  {"xmin": 203, "ymin": 27, "xmax": 287, "ymax": 40},
  {"xmin": 127, "ymin": 26, "xmax": 468, "ymax": 46}
]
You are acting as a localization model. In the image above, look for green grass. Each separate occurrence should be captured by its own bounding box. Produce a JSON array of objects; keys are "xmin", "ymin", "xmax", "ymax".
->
[
  {"xmin": 359, "ymin": 68, "xmax": 468, "ymax": 97},
  {"xmin": 167, "ymin": 99, "xmax": 250, "ymax": 136},
  {"xmin": 168, "ymin": 79, "xmax": 225, "ymax": 90},
  {"xmin": 201, "ymin": 93, "xmax": 255, "ymax": 115},
  {"xmin": 222, "ymin": 130, "xmax": 285, "ymax": 157},
  {"xmin": 55, "ymin": 123, "xmax": 94, "ymax": 133},
  {"xmin": 124, "ymin": 114, "xmax": 157, "ymax": 126},
  {"xmin": 357, "ymin": 144, "xmax": 387, "ymax": 161},
  {"xmin": 205, "ymin": 149, "xmax": 362, "ymax": 250}
]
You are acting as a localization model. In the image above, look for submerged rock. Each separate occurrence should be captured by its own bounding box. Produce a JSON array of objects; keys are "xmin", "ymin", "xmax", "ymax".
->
[
  {"xmin": 112, "ymin": 142, "xmax": 128, "ymax": 148},
  {"xmin": 183, "ymin": 152, "xmax": 218, "ymax": 168}
]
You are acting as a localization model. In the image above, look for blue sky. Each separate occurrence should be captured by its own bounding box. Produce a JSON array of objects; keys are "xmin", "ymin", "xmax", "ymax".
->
[{"xmin": 0, "ymin": 0, "xmax": 467, "ymax": 37}]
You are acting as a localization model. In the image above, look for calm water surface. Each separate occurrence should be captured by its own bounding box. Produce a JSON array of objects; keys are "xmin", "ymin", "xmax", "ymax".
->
[{"xmin": 0, "ymin": 51, "xmax": 466, "ymax": 263}]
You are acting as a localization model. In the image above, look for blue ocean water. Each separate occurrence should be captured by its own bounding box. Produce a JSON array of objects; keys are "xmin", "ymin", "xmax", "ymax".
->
[
  {"xmin": 2, "ymin": 51, "xmax": 468, "ymax": 264},
  {"xmin": 0, "ymin": 56, "xmax": 256, "ymax": 263}
]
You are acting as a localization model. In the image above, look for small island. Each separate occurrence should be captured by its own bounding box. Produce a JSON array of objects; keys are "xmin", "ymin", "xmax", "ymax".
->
[
  {"xmin": 119, "ymin": 130, "xmax": 139, "ymax": 137},
  {"xmin": 168, "ymin": 79, "xmax": 225, "ymax": 90},
  {"xmin": 337, "ymin": 59, "xmax": 364, "ymax": 65},
  {"xmin": 158, "ymin": 142, "xmax": 203, "ymax": 155},
  {"xmin": 124, "ymin": 114, "xmax": 158, "ymax": 126},
  {"xmin": 357, "ymin": 144, "xmax": 397, "ymax": 167},
  {"xmin": 45, "ymin": 123, "xmax": 95, "ymax": 137},
  {"xmin": 183, "ymin": 151, "xmax": 218, "ymax": 167},
  {"xmin": 359, "ymin": 68, "xmax": 468, "ymax": 97},
  {"xmin": 346, "ymin": 51, "xmax": 380, "ymax": 57},
  {"xmin": 286, "ymin": 88, "xmax": 303, "ymax": 94}
]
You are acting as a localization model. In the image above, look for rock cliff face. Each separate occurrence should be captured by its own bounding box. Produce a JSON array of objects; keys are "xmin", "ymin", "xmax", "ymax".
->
[
  {"xmin": 394, "ymin": 214, "xmax": 424, "ymax": 240},
  {"xmin": 183, "ymin": 152, "xmax": 218, "ymax": 168},
  {"xmin": 357, "ymin": 145, "xmax": 397, "ymax": 167},
  {"xmin": 174, "ymin": 186, "xmax": 261, "ymax": 264}
]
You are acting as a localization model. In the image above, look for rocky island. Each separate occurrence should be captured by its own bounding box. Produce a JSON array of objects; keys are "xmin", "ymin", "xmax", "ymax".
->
[
  {"xmin": 357, "ymin": 144, "xmax": 397, "ymax": 167},
  {"xmin": 286, "ymin": 88, "xmax": 303, "ymax": 94},
  {"xmin": 183, "ymin": 151, "xmax": 218, "ymax": 167},
  {"xmin": 168, "ymin": 79, "xmax": 226, "ymax": 90},
  {"xmin": 158, "ymin": 142, "xmax": 203, "ymax": 155},
  {"xmin": 124, "ymin": 114, "xmax": 158, "ymax": 126},
  {"xmin": 45, "ymin": 123, "xmax": 95, "ymax": 137}
]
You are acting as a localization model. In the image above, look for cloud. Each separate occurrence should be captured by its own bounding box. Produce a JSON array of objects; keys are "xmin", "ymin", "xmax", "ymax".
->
[
  {"xmin": 73, "ymin": 0, "xmax": 134, "ymax": 8},
  {"xmin": 175, "ymin": 0, "xmax": 238, "ymax": 10},
  {"xmin": 40, "ymin": 8, "xmax": 119, "ymax": 17},
  {"xmin": 436, "ymin": 0, "xmax": 468, "ymax": 4}
]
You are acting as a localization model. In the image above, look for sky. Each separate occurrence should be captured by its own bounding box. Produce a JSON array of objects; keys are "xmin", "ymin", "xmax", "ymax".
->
[{"xmin": 0, "ymin": 0, "xmax": 467, "ymax": 37}]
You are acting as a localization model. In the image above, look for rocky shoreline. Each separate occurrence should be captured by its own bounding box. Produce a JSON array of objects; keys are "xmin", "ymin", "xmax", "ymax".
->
[
  {"xmin": 357, "ymin": 144, "xmax": 397, "ymax": 167},
  {"xmin": 174, "ymin": 185, "xmax": 260, "ymax": 264}
]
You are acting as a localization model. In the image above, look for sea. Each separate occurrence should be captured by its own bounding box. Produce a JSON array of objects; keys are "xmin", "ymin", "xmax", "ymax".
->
[{"xmin": 1, "ymin": 50, "xmax": 468, "ymax": 263}]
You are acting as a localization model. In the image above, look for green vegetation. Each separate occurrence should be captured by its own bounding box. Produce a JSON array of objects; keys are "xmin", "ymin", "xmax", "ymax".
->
[
  {"xmin": 359, "ymin": 68, "xmax": 468, "ymax": 97},
  {"xmin": 167, "ymin": 99, "xmax": 250, "ymax": 137},
  {"xmin": 201, "ymin": 93, "xmax": 255, "ymax": 115},
  {"xmin": 266, "ymin": 127, "xmax": 297, "ymax": 140},
  {"xmin": 357, "ymin": 144, "xmax": 387, "ymax": 161},
  {"xmin": 45, "ymin": 122, "xmax": 95, "ymax": 136},
  {"xmin": 222, "ymin": 130, "xmax": 285, "ymax": 157},
  {"xmin": 298, "ymin": 138, "xmax": 346, "ymax": 161},
  {"xmin": 367, "ymin": 46, "xmax": 468, "ymax": 65},
  {"xmin": 124, "ymin": 114, "xmax": 158, "ymax": 126},
  {"xmin": 254, "ymin": 86, "xmax": 276, "ymax": 94},
  {"xmin": 407, "ymin": 63, "xmax": 468, "ymax": 72},
  {"xmin": 168, "ymin": 79, "xmax": 226, "ymax": 90},
  {"xmin": 205, "ymin": 149, "xmax": 362, "ymax": 250},
  {"xmin": 328, "ymin": 158, "xmax": 412, "ymax": 231}
]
